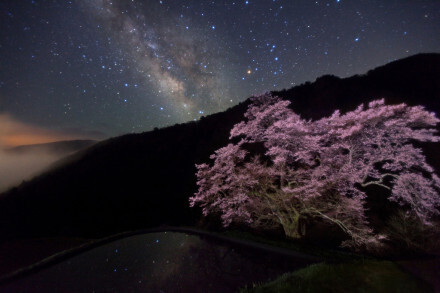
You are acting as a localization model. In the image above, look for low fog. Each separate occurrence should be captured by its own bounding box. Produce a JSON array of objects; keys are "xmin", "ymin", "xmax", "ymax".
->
[
  {"xmin": 0, "ymin": 148, "xmax": 62, "ymax": 193},
  {"xmin": 0, "ymin": 113, "xmax": 67, "ymax": 192},
  {"xmin": 0, "ymin": 114, "xmax": 97, "ymax": 193}
]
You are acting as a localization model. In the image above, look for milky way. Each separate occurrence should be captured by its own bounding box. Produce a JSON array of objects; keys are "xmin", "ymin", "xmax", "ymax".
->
[
  {"xmin": 0, "ymin": 0, "xmax": 439, "ymax": 142},
  {"xmin": 82, "ymin": 0, "xmax": 237, "ymax": 119}
]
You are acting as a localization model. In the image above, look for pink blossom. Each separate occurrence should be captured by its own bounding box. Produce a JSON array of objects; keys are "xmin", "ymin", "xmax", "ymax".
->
[{"xmin": 190, "ymin": 94, "xmax": 440, "ymax": 249}]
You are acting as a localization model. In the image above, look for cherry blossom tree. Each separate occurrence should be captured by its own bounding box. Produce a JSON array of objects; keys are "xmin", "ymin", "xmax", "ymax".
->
[{"xmin": 190, "ymin": 93, "xmax": 440, "ymax": 249}]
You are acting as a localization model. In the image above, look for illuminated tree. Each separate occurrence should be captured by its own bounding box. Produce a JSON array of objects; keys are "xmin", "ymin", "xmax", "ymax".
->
[{"xmin": 190, "ymin": 94, "xmax": 440, "ymax": 249}]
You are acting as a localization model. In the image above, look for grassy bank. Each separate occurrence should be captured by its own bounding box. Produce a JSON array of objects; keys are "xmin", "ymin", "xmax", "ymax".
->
[
  {"xmin": 221, "ymin": 230, "xmax": 366, "ymax": 261},
  {"xmin": 240, "ymin": 260, "xmax": 432, "ymax": 293}
]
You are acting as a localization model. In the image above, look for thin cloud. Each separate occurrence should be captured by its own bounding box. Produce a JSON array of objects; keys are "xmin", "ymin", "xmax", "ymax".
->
[{"xmin": 0, "ymin": 114, "xmax": 75, "ymax": 148}]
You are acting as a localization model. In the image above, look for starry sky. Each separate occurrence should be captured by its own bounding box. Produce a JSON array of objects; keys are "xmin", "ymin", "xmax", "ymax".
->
[{"xmin": 1, "ymin": 0, "xmax": 439, "ymax": 146}]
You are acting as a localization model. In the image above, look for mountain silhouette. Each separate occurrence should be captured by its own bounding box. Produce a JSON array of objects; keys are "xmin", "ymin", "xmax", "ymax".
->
[
  {"xmin": 4, "ymin": 140, "xmax": 97, "ymax": 157},
  {"xmin": 0, "ymin": 53, "xmax": 439, "ymax": 243}
]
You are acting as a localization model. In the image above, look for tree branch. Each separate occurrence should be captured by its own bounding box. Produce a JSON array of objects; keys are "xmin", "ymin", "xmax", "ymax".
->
[{"xmin": 361, "ymin": 173, "xmax": 398, "ymax": 190}]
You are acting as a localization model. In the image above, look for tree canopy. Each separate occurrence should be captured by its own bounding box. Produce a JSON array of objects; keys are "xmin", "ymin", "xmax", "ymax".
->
[{"xmin": 190, "ymin": 94, "xmax": 440, "ymax": 250}]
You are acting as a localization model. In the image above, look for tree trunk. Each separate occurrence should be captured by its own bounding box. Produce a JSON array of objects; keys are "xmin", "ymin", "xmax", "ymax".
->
[{"xmin": 279, "ymin": 213, "xmax": 305, "ymax": 239}]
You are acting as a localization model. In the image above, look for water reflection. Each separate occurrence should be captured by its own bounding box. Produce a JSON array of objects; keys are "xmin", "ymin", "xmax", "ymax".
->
[{"xmin": 3, "ymin": 232, "xmax": 313, "ymax": 292}]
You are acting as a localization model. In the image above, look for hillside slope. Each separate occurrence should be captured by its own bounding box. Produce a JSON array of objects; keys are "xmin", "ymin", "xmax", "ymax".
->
[{"xmin": 0, "ymin": 53, "xmax": 439, "ymax": 241}]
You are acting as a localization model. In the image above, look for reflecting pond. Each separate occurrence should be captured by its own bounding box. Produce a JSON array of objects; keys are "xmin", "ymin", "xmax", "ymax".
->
[{"xmin": 2, "ymin": 232, "xmax": 313, "ymax": 292}]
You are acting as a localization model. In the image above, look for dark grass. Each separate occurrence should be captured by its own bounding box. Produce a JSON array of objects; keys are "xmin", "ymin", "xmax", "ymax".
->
[
  {"xmin": 240, "ymin": 260, "xmax": 433, "ymax": 293},
  {"xmin": 221, "ymin": 229, "xmax": 368, "ymax": 261}
]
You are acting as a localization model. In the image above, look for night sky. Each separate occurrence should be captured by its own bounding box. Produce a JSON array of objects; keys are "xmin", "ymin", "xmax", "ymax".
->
[{"xmin": 1, "ymin": 0, "xmax": 439, "ymax": 146}]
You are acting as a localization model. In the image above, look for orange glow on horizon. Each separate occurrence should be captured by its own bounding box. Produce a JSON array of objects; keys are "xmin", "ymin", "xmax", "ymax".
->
[
  {"xmin": 1, "ymin": 134, "xmax": 72, "ymax": 148},
  {"xmin": 0, "ymin": 114, "xmax": 78, "ymax": 148}
]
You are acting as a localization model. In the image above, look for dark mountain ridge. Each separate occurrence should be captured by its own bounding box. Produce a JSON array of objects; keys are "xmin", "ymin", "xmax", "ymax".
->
[
  {"xmin": 0, "ymin": 53, "xmax": 439, "ymax": 242},
  {"xmin": 4, "ymin": 140, "xmax": 97, "ymax": 156}
]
